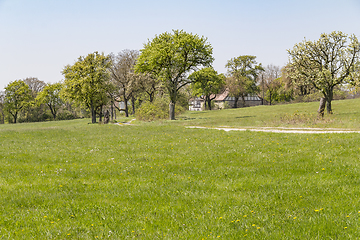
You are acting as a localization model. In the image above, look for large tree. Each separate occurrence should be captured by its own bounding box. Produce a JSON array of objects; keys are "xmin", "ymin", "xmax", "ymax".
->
[
  {"xmin": 109, "ymin": 50, "xmax": 139, "ymax": 117},
  {"xmin": 36, "ymin": 82, "xmax": 63, "ymax": 120},
  {"xmin": 288, "ymin": 31, "xmax": 360, "ymax": 116},
  {"xmin": 135, "ymin": 29, "xmax": 214, "ymax": 120},
  {"xmin": 62, "ymin": 52, "xmax": 111, "ymax": 123},
  {"xmin": 4, "ymin": 80, "xmax": 32, "ymax": 123},
  {"xmin": 189, "ymin": 67, "xmax": 225, "ymax": 110},
  {"xmin": 225, "ymin": 55, "xmax": 264, "ymax": 108}
]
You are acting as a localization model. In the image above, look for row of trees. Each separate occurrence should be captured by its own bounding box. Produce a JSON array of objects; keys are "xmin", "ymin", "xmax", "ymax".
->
[
  {"xmin": 0, "ymin": 78, "xmax": 77, "ymax": 124},
  {"xmin": 1, "ymin": 30, "xmax": 359, "ymax": 123}
]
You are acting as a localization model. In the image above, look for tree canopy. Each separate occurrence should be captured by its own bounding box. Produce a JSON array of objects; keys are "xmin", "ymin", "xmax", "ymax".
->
[
  {"xmin": 62, "ymin": 52, "xmax": 111, "ymax": 123},
  {"xmin": 288, "ymin": 31, "xmax": 360, "ymax": 115},
  {"xmin": 36, "ymin": 82, "xmax": 63, "ymax": 120},
  {"xmin": 189, "ymin": 67, "xmax": 225, "ymax": 110},
  {"xmin": 225, "ymin": 55, "xmax": 264, "ymax": 108},
  {"xmin": 4, "ymin": 80, "xmax": 32, "ymax": 123},
  {"xmin": 135, "ymin": 29, "xmax": 214, "ymax": 119}
]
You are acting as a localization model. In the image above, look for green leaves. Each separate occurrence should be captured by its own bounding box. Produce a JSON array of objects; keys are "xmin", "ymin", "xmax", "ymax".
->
[
  {"xmin": 189, "ymin": 67, "xmax": 225, "ymax": 98},
  {"xmin": 135, "ymin": 29, "xmax": 214, "ymax": 119},
  {"xmin": 4, "ymin": 80, "xmax": 32, "ymax": 123},
  {"xmin": 225, "ymin": 55, "xmax": 263, "ymax": 104},
  {"xmin": 62, "ymin": 52, "xmax": 112, "ymax": 123},
  {"xmin": 36, "ymin": 82, "xmax": 63, "ymax": 119}
]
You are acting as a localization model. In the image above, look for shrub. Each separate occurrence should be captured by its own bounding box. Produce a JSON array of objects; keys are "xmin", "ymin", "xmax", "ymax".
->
[
  {"xmin": 56, "ymin": 110, "xmax": 77, "ymax": 120},
  {"xmin": 136, "ymin": 98, "xmax": 185, "ymax": 121}
]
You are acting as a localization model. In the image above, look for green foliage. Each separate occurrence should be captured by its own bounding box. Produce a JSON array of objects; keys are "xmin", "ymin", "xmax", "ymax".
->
[
  {"xmin": 62, "ymin": 52, "xmax": 112, "ymax": 123},
  {"xmin": 56, "ymin": 110, "xmax": 77, "ymax": 120},
  {"xmin": 135, "ymin": 99, "xmax": 168, "ymax": 121},
  {"xmin": 288, "ymin": 31, "xmax": 360, "ymax": 113},
  {"xmin": 135, "ymin": 29, "xmax": 214, "ymax": 119},
  {"xmin": 189, "ymin": 67, "xmax": 225, "ymax": 110},
  {"xmin": 225, "ymin": 55, "xmax": 264, "ymax": 107},
  {"xmin": 4, "ymin": 80, "xmax": 32, "ymax": 123},
  {"xmin": 136, "ymin": 98, "xmax": 185, "ymax": 121},
  {"xmin": 36, "ymin": 82, "xmax": 63, "ymax": 120}
]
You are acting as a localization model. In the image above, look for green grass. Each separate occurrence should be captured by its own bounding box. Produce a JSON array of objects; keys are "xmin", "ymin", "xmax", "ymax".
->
[
  {"xmin": 176, "ymin": 98, "xmax": 360, "ymax": 129},
  {"xmin": 1, "ymin": 99, "xmax": 360, "ymax": 239}
]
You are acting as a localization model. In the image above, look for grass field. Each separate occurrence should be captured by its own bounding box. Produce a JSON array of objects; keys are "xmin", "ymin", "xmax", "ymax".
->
[{"xmin": 1, "ymin": 99, "xmax": 360, "ymax": 239}]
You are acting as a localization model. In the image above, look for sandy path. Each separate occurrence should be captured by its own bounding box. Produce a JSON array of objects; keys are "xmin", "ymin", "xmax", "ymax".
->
[{"xmin": 186, "ymin": 126, "xmax": 360, "ymax": 134}]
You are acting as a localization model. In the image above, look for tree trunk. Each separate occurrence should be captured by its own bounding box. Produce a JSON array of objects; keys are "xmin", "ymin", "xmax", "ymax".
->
[
  {"xmin": 49, "ymin": 104, "xmax": 56, "ymax": 120},
  {"xmin": 326, "ymin": 90, "xmax": 333, "ymax": 114},
  {"xmin": 110, "ymin": 103, "xmax": 114, "ymax": 121},
  {"xmin": 91, "ymin": 103, "xmax": 96, "ymax": 123},
  {"xmin": 318, "ymin": 97, "xmax": 326, "ymax": 118},
  {"xmin": 99, "ymin": 105, "xmax": 103, "ymax": 122},
  {"xmin": 234, "ymin": 97, "xmax": 239, "ymax": 108},
  {"xmin": 241, "ymin": 95, "xmax": 246, "ymax": 107},
  {"xmin": 207, "ymin": 96, "xmax": 212, "ymax": 110},
  {"xmin": 326, "ymin": 100, "xmax": 332, "ymax": 114},
  {"xmin": 124, "ymin": 99, "xmax": 129, "ymax": 117},
  {"xmin": 169, "ymin": 102, "xmax": 175, "ymax": 120},
  {"xmin": 13, "ymin": 112, "xmax": 17, "ymax": 124},
  {"xmin": 131, "ymin": 96, "xmax": 135, "ymax": 115}
]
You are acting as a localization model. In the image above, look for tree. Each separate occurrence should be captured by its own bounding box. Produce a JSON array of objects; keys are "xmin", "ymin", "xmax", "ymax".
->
[
  {"xmin": 189, "ymin": 67, "xmax": 225, "ymax": 110},
  {"xmin": 23, "ymin": 77, "xmax": 46, "ymax": 98},
  {"xmin": 36, "ymin": 82, "xmax": 63, "ymax": 120},
  {"xmin": 4, "ymin": 80, "xmax": 32, "ymax": 123},
  {"xmin": 261, "ymin": 64, "xmax": 281, "ymax": 105},
  {"xmin": 288, "ymin": 31, "xmax": 360, "ymax": 116},
  {"xmin": 109, "ymin": 50, "xmax": 139, "ymax": 117},
  {"xmin": 62, "ymin": 52, "xmax": 111, "ymax": 123},
  {"xmin": 135, "ymin": 29, "xmax": 214, "ymax": 120},
  {"xmin": 225, "ymin": 55, "xmax": 264, "ymax": 108}
]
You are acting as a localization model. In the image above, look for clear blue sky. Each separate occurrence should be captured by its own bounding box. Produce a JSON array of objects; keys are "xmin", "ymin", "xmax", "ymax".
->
[{"xmin": 1, "ymin": 0, "xmax": 359, "ymax": 90}]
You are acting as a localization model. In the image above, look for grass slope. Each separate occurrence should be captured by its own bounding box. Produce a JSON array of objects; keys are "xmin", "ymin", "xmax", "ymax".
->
[
  {"xmin": 0, "ymin": 99, "xmax": 360, "ymax": 239},
  {"xmin": 177, "ymin": 98, "xmax": 360, "ymax": 129}
]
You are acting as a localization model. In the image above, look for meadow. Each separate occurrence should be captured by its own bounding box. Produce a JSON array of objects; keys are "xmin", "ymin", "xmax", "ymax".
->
[{"xmin": 1, "ymin": 98, "xmax": 360, "ymax": 239}]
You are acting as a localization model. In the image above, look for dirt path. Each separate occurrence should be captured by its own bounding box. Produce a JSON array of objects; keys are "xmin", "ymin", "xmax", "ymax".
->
[
  {"xmin": 115, "ymin": 119, "xmax": 136, "ymax": 125},
  {"xmin": 187, "ymin": 126, "xmax": 360, "ymax": 134}
]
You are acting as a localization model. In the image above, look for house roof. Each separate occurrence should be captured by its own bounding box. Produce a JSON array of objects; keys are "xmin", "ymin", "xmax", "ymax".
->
[{"xmin": 213, "ymin": 89, "xmax": 229, "ymax": 101}]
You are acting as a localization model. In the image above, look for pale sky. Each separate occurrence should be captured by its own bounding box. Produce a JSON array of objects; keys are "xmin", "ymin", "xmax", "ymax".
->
[{"xmin": 1, "ymin": 0, "xmax": 359, "ymax": 90}]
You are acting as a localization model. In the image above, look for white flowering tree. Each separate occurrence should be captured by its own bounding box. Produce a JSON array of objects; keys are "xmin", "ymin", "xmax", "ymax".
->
[{"xmin": 288, "ymin": 31, "xmax": 360, "ymax": 116}]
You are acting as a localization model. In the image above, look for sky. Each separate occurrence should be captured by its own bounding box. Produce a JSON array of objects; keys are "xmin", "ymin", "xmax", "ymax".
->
[{"xmin": 0, "ymin": 0, "xmax": 359, "ymax": 90}]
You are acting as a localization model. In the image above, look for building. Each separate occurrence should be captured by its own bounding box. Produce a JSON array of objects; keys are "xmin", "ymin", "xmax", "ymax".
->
[{"xmin": 189, "ymin": 89, "xmax": 265, "ymax": 111}]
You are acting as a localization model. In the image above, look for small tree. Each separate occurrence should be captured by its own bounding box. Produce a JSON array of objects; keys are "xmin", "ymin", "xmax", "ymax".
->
[
  {"xmin": 288, "ymin": 31, "xmax": 360, "ymax": 116},
  {"xmin": 189, "ymin": 67, "xmax": 225, "ymax": 110},
  {"xmin": 62, "ymin": 52, "xmax": 111, "ymax": 123},
  {"xmin": 225, "ymin": 55, "xmax": 264, "ymax": 108},
  {"xmin": 4, "ymin": 80, "xmax": 32, "ymax": 123},
  {"xmin": 36, "ymin": 82, "xmax": 63, "ymax": 120},
  {"xmin": 260, "ymin": 65, "xmax": 281, "ymax": 105},
  {"xmin": 135, "ymin": 29, "xmax": 214, "ymax": 120}
]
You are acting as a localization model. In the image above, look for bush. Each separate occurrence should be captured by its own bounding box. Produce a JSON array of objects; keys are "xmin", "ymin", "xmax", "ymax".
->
[
  {"xmin": 136, "ymin": 98, "xmax": 185, "ymax": 121},
  {"xmin": 56, "ymin": 110, "xmax": 77, "ymax": 120}
]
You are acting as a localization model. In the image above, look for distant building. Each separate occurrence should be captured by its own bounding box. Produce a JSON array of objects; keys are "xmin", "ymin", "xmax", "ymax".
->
[{"xmin": 189, "ymin": 89, "xmax": 265, "ymax": 111}]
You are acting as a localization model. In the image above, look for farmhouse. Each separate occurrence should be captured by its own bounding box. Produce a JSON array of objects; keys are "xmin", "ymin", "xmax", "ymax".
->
[{"xmin": 189, "ymin": 89, "xmax": 264, "ymax": 111}]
